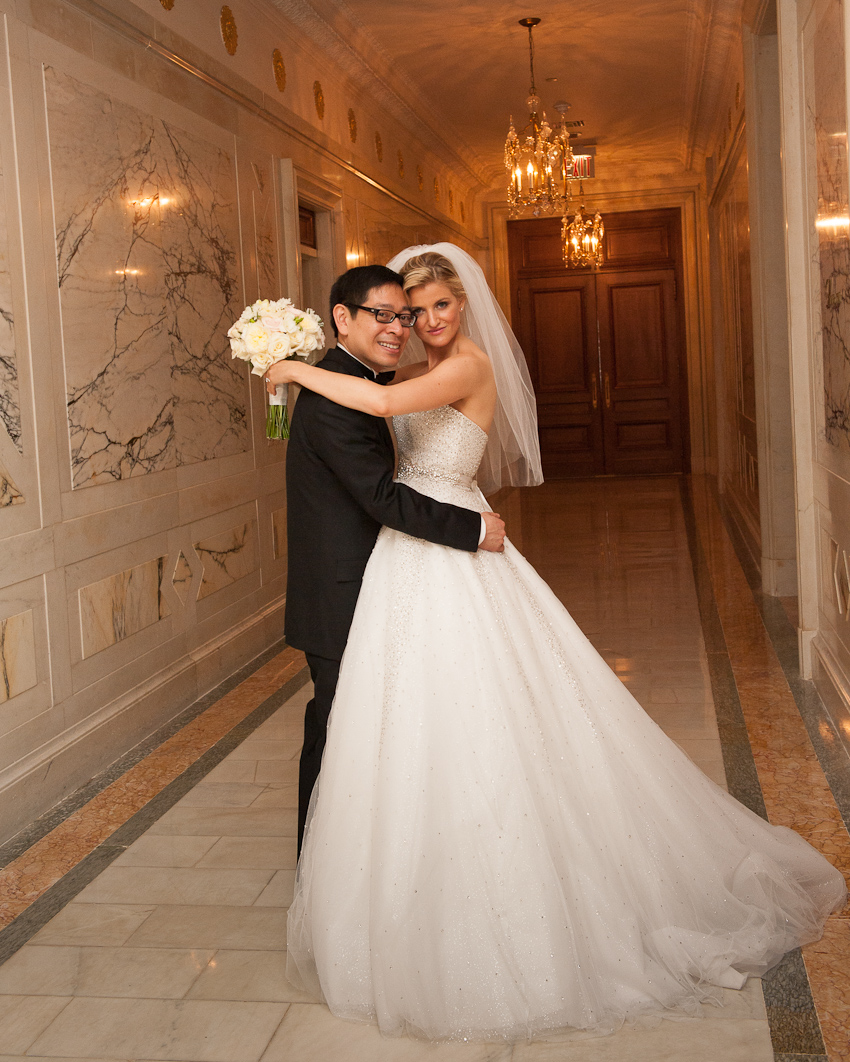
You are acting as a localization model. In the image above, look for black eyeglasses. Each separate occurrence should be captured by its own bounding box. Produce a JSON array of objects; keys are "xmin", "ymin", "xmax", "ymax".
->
[{"xmin": 350, "ymin": 305, "xmax": 418, "ymax": 327}]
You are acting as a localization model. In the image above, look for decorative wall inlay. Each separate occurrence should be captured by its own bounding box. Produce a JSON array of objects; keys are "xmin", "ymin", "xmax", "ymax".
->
[
  {"xmin": 0, "ymin": 457, "xmax": 23, "ymax": 507},
  {"xmin": 45, "ymin": 68, "xmax": 247, "ymax": 488},
  {"xmin": 735, "ymin": 82, "xmax": 741, "ymax": 108},
  {"xmin": 449, "ymin": 188, "xmax": 454, "ymax": 214},
  {"xmin": 271, "ymin": 506, "xmax": 286, "ymax": 559},
  {"xmin": 417, "ymin": 165, "xmax": 423, "ymax": 191},
  {"xmin": 0, "ymin": 609, "xmax": 37, "ymax": 704},
  {"xmin": 313, "ymin": 81, "xmax": 324, "ymax": 120},
  {"xmin": 397, "ymin": 151, "xmax": 404, "ymax": 179},
  {"xmin": 220, "ymin": 6, "xmax": 238, "ymax": 55},
  {"xmin": 374, "ymin": 132, "xmax": 383, "ymax": 162},
  {"xmin": 79, "ymin": 556, "xmax": 170, "ymax": 658},
  {"xmin": 807, "ymin": 0, "xmax": 850, "ymax": 449},
  {"xmin": 0, "ymin": 150, "xmax": 21, "ymax": 452},
  {"xmin": 171, "ymin": 550, "xmax": 193, "ymax": 604},
  {"xmin": 348, "ymin": 108, "xmax": 357, "ymax": 143},
  {"xmin": 195, "ymin": 522, "xmax": 256, "ymax": 600},
  {"xmin": 272, "ymin": 49, "xmax": 286, "ymax": 92},
  {"xmin": 434, "ymin": 177, "xmax": 439, "ymax": 203},
  {"xmin": 460, "ymin": 201, "xmax": 465, "ymax": 224},
  {"xmin": 160, "ymin": 0, "xmax": 175, "ymax": 8}
]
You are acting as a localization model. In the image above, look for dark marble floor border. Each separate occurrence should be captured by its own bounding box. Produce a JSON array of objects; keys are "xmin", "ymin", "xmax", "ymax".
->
[
  {"xmin": 714, "ymin": 490, "xmax": 850, "ymax": 835},
  {"xmin": 0, "ymin": 638, "xmax": 296, "ymax": 870},
  {"xmin": 0, "ymin": 651, "xmax": 309, "ymax": 966},
  {"xmin": 678, "ymin": 479, "xmax": 827, "ymax": 1059}
]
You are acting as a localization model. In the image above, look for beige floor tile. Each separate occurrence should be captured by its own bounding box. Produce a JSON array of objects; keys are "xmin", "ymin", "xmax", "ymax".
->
[
  {"xmin": 250, "ymin": 785, "xmax": 298, "ymax": 809},
  {"xmin": 199, "ymin": 760, "xmax": 258, "ymax": 784},
  {"xmin": 228, "ymin": 740, "xmax": 298, "ymax": 761},
  {"xmin": 0, "ymin": 945, "xmax": 212, "ymax": 998},
  {"xmin": 0, "ymin": 996, "xmax": 71, "ymax": 1054},
  {"xmin": 112, "ymin": 835, "xmax": 218, "ymax": 868},
  {"xmin": 187, "ymin": 950, "xmax": 313, "ymax": 1003},
  {"xmin": 254, "ymin": 869, "xmax": 296, "ymax": 908},
  {"xmin": 72, "ymin": 866, "xmax": 275, "ymax": 906},
  {"xmin": 28, "ymin": 997, "xmax": 287, "ymax": 1062},
  {"xmin": 28, "ymin": 904, "xmax": 157, "ymax": 947},
  {"xmin": 197, "ymin": 837, "xmax": 294, "ymax": 871},
  {"xmin": 255, "ymin": 760, "xmax": 300, "ymax": 785},
  {"xmin": 126, "ymin": 904, "xmax": 287, "ymax": 951},
  {"xmin": 176, "ymin": 783, "xmax": 269, "ymax": 807},
  {"xmin": 261, "ymin": 1003, "xmax": 512, "ymax": 1062},
  {"xmin": 511, "ymin": 1017, "xmax": 774, "ymax": 1061},
  {"xmin": 147, "ymin": 807, "xmax": 295, "ymax": 836}
]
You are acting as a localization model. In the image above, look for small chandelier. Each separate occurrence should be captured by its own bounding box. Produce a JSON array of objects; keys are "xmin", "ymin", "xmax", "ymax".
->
[
  {"xmin": 562, "ymin": 186, "xmax": 604, "ymax": 268},
  {"xmin": 504, "ymin": 17, "xmax": 576, "ymax": 217}
]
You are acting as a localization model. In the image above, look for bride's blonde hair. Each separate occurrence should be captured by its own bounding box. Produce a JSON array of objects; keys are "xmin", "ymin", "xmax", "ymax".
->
[{"xmin": 400, "ymin": 252, "xmax": 467, "ymax": 302}]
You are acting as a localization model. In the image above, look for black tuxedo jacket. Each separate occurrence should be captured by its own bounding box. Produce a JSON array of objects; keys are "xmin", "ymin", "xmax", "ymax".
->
[{"xmin": 284, "ymin": 346, "xmax": 481, "ymax": 660}]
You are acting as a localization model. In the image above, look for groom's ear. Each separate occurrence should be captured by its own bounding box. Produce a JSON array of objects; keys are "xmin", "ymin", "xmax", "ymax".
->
[{"xmin": 333, "ymin": 303, "xmax": 351, "ymax": 337}]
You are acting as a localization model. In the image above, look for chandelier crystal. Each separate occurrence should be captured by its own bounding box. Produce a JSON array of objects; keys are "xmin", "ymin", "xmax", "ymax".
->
[
  {"xmin": 504, "ymin": 18, "xmax": 576, "ymax": 217},
  {"xmin": 562, "ymin": 187, "xmax": 604, "ymax": 269}
]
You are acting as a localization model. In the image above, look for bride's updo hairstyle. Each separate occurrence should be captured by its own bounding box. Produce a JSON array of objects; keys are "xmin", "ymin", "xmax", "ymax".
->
[{"xmin": 400, "ymin": 252, "xmax": 467, "ymax": 303}]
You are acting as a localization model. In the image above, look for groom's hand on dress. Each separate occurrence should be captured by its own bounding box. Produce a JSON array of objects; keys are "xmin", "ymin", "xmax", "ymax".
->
[{"xmin": 480, "ymin": 512, "xmax": 506, "ymax": 553}]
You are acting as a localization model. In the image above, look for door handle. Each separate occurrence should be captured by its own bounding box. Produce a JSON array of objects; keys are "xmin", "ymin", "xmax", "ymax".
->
[
  {"xmin": 604, "ymin": 372, "xmax": 611, "ymax": 409},
  {"xmin": 591, "ymin": 374, "xmax": 598, "ymax": 409}
]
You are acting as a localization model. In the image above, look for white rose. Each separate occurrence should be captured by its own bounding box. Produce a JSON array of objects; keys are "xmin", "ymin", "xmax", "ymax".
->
[
  {"xmin": 230, "ymin": 336, "xmax": 250, "ymax": 360},
  {"xmin": 250, "ymin": 351, "xmax": 274, "ymax": 375},
  {"xmin": 268, "ymin": 333, "xmax": 292, "ymax": 359},
  {"xmin": 300, "ymin": 314, "xmax": 321, "ymax": 335},
  {"xmin": 242, "ymin": 321, "xmax": 270, "ymax": 355},
  {"xmin": 261, "ymin": 314, "xmax": 285, "ymax": 333}
]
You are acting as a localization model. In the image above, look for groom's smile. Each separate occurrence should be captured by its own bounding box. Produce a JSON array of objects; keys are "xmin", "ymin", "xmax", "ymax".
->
[{"xmin": 333, "ymin": 282, "xmax": 411, "ymax": 374}]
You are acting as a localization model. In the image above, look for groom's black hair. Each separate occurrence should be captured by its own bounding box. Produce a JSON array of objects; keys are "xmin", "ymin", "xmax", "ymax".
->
[{"xmin": 329, "ymin": 264, "xmax": 405, "ymax": 338}]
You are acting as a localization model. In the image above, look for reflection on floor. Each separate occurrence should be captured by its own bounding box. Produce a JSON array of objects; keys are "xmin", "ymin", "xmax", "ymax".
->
[{"xmin": 0, "ymin": 476, "xmax": 847, "ymax": 1062}]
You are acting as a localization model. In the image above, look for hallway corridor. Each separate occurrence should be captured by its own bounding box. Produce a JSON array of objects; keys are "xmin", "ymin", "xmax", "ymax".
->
[{"xmin": 0, "ymin": 477, "xmax": 847, "ymax": 1061}]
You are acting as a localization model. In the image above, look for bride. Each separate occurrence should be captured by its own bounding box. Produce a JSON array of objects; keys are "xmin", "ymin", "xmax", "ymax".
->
[{"xmin": 266, "ymin": 243, "xmax": 845, "ymax": 1042}]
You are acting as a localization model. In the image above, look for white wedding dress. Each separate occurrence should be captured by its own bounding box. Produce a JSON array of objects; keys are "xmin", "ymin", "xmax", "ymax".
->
[{"xmin": 286, "ymin": 405, "xmax": 846, "ymax": 1042}]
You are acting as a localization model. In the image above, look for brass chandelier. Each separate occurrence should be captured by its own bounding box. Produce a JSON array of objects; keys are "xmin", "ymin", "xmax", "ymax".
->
[
  {"xmin": 504, "ymin": 17, "xmax": 577, "ymax": 217},
  {"xmin": 562, "ymin": 186, "xmax": 604, "ymax": 269}
]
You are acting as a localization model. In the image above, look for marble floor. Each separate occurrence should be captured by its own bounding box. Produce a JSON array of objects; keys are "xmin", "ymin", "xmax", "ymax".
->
[{"xmin": 0, "ymin": 476, "xmax": 847, "ymax": 1061}]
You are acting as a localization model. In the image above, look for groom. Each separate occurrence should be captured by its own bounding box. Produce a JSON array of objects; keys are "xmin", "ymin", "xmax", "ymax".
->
[{"xmin": 283, "ymin": 264, "xmax": 505, "ymax": 851}]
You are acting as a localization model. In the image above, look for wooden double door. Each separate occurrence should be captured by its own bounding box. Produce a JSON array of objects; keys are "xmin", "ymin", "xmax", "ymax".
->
[{"xmin": 509, "ymin": 210, "xmax": 688, "ymax": 477}]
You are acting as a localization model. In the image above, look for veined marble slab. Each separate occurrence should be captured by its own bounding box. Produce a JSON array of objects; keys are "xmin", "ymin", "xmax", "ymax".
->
[
  {"xmin": 44, "ymin": 68, "xmax": 248, "ymax": 488},
  {"xmin": 808, "ymin": 0, "xmax": 850, "ymax": 448},
  {"xmin": 195, "ymin": 523, "xmax": 256, "ymax": 600},
  {"xmin": 171, "ymin": 550, "xmax": 194, "ymax": 605},
  {"xmin": 251, "ymin": 162, "xmax": 278, "ymax": 299},
  {"xmin": 0, "ymin": 456, "xmax": 22, "ymax": 507},
  {"xmin": 0, "ymin": 609, "xmax": 36, "ymax": 703},
  {"xmin": 79, "ymin": 556, "xmax": 170, "ymax": 658},
  {"xmin": 0, "ymin": 148, "xmax": 21, "ymax": 452}
]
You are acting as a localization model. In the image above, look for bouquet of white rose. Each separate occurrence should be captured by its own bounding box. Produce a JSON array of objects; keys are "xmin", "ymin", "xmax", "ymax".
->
[{"xmin": 228, "ymin": 297, "xmax": 325, "ymax": 439}]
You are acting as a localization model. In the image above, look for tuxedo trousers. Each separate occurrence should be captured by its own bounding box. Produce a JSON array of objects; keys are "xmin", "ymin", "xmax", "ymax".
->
[{"xmin": 298, "ymin": 653, "xmax": 342, "ymax": 853}]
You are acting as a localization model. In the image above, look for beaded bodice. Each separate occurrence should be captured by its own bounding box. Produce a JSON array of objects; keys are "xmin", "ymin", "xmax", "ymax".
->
[{"xmin": 394, "ymin": 406, "xmax": 488, "ymax": 504}]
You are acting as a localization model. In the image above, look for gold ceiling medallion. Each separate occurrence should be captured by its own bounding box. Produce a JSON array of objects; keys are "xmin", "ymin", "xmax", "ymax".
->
[
  {"xmin": 160, "ymin": 0, "xmax": 175, "ymax": 9},
  {"xmin": 348, "ymin": 108, "xmax": 357, "ymax": 143},
  {"xmin": 434, "ymin": 177, "xmax": 439, "ymax": 203},
  {"xmin": 417, "ymin": 165, "xmax": 424, "ymax": 191},
  {"xmin": 397, "ymin": 151, "xmax": 404, "ymax": 178},
  {"xmin": 272, "ymin": 49, "xmax": 286, "ymax": 92},
  {"xmin": 220, "ymin": 6, "xmax": 238, "ymax": 55},
  {"xmin": 314, "ymin": 81, "xmax": 325, "ymax": 119},
  {"xmin": 374, "ymin": 132, "xmax": 383, "ymax": 162}
]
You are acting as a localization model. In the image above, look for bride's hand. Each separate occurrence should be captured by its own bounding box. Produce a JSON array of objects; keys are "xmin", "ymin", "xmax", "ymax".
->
[{"xmin": 264, "ymin": 360, "xmax": 298, "ymax": 394}]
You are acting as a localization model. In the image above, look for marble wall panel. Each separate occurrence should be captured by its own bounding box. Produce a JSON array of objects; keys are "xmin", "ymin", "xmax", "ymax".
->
[
  {"xmin": 0, "ymin": 457, "xmax": 22, "ymax": 507},
  {"xmin": 195, "ymin": 522, "xmax": 257, "ymax": 600},
  {"xmin": 79, "ymin": 555, "xmax": 170, "ymax": 658},
  {"xmin": 171, "ymin": 550, "xmax": 193, "ymax": 605},
  {"xmin": 806, "ymin": 0, "xmax": 850, "ymax": 449},
  {"xmin": 0, "ymin": 146, "xmax": 21, "ymax": 453},
  {"xmin": 251, "ymin": 160, "xmax": 279, "ymax": 300},
  {"xmin": 44, "ymin": 67, "xmax": 248, "ymax": 488},
  {"xmin": 0, "ymin": 609, "xmax": 36, "ymax": 704}
]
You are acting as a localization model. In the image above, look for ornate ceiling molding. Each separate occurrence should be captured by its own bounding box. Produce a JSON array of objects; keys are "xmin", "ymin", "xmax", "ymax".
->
[{"xmin": 266, "ymin": 0, "xmax": 489, "ymax": 189}]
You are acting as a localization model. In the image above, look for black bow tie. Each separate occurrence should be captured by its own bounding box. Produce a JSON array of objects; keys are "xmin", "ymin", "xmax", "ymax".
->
[{"xmin": 375, "ymin": 370, "xmax": 396, "ymax": 385}]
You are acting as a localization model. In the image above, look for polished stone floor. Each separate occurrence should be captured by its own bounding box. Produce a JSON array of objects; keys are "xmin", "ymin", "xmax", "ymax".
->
[{"xmin": 0, "ymin": 476, "xmax": 847, "ymax": 1061}]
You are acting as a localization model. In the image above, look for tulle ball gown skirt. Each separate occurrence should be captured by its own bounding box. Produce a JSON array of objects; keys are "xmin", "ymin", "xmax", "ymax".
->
[{"xmin": 286, "ymin": 504, "xmax": 846, "ymax": 1042}]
